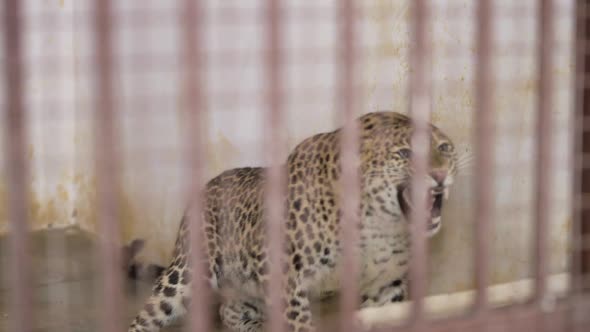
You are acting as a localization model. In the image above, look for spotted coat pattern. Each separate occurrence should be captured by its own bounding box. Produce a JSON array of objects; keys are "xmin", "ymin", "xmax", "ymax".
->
[{"xmin": 127, "ymin": 111, "xmax": 459, "ymax": 332}]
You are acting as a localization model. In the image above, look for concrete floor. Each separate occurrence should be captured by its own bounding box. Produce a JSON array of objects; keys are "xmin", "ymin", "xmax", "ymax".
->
[
  {"xmin": 0, "ymin": 228, "xmax": 342, "ymax": 332},
  {"xmin": 0, "ymin": 228, "xmax": 187, "ymax": 332}
]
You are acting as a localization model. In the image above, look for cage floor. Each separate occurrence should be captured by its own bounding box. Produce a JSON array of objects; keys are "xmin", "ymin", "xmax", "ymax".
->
[
  {"xmin": 0, "ymin": 227, "xmax": 190, "ymax": 332},
  {"xmin": 0, "ymin": 228, "xmax": 344, "ymax": 332}
]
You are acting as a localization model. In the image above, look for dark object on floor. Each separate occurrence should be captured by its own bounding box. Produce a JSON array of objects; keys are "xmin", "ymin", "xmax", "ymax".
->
[{"xmin": 121, "ymin": 239, "xmax": 166, "ymax": 282}]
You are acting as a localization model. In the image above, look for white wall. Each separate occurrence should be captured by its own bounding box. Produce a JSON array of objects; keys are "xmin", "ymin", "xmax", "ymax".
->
[
  {"xmin": 0, "ymin": 0, "xmax": 77, "ymax": 231},
  {"xmin": 0, "ymin": 0, "xmax": 575, "ymax": 295}
]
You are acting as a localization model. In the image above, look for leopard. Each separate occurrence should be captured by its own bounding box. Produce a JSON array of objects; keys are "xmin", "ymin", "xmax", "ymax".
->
[{"xmin": 127, "ymin": 111, "xmax": 459, "ymax": 332}]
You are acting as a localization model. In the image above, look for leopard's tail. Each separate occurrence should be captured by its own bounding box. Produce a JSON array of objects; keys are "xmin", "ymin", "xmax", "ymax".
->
[{"xmin": 127, "ymin": 263, "xmax": 191, "ymax": 332}]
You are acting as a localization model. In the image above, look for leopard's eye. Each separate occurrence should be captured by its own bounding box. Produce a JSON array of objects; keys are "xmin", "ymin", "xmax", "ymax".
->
[
  {"xmin": 397, "ymin": 148, "xmax": 412, "ymax": 159},
  {"xmin": 438, "ymin": 143, "xmax": 453, "ymax": 153}
]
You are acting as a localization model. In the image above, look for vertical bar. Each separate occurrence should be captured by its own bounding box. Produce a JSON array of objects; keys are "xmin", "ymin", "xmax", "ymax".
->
[
  {"xmin": 93, "ymin": 1, "xmax": 123, "ymax": 331},
  {"xmin": 2, "ymin": 1, "xmax": 32, "ymax": 331},
  {"xmin": 566, "ymin": 0, "xmax": 583, "ymax": 329},
  {"xmin": 577, "ymin": 0, "xmax": 590, "ymax": 293},
  {"xmin": 473, "ymin": 0, "xmax": 494, "ymax": 312},
  {"xmin": 533, "ymin": 0, "xmax": 555, "ymax": 303},
  {"xmin": 568, "ymin": 0, "xmax": 590, "ymax": 316},
  {"xmin": 338, "ymin": 0, "xmax": 361, "ymax": 331},
  {"xmin": 569, "ymin": 7, "xmax": 588, "ymax": 330},
  {"xmin": 583, "ymin": 10, "xmax": 590, "ymax": 287},
  {"xmin": 181, "ymin": 1, "xmax": 211, "ymax": 331},
  {"xmin": 570, "ymin": 4, "xmax": 587, "ymax": 330},
  {"xmin": 407, "ymin": 0, "xmax": 432, "ymax": 323},
  {"xmin": 264, "ymin": 1, "xmax": 287, "ymax": 332}
]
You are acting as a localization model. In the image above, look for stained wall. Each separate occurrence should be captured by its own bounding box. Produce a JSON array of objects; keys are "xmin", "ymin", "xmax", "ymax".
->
[{"xmin": 0, "ymin": 0, "xmax": 575, "ymax": 295}]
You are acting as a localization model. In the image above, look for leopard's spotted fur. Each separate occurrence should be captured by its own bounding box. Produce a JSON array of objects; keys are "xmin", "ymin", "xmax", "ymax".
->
[{"xmin": 127, "ymin": 111, "xmax": 459, "ymax": 332}]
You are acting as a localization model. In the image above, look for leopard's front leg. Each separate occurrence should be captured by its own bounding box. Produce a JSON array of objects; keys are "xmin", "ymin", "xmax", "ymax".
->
[
  {"xmin": 281, "ymin": 287, "xmax": 315, "ymax": 332},
  {"xmin": 359, "ymin": 274, "xmax": 409, "ymax": 308}
]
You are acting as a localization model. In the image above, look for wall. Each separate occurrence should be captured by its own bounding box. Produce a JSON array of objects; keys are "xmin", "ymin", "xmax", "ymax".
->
[
  {"xmin": 0, "ymin": 0, "xmax": 575, "ymax": 295},
  {"xmin": 0, "ymin": 0, "xmax": 77, "ymax": 232}
]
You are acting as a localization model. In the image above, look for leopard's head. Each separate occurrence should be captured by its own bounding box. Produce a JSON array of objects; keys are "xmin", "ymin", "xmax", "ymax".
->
[{"xmin": 359, "ymin": 111, "xmax": 459, "ymax": 237}]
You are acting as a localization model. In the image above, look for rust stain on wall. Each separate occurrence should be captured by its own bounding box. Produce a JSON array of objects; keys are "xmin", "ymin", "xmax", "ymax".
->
[
  {"xmin": 0, "ymin": 177, "xmax": 72, "ymax": 233},
  {"xmin": 0, "ymin": 144, "xmax": 72, "ymax": 231},
  {"xmin": 29, "ymin": 191, "xmax": 60, "ymax": 229},
  {"xmin": 71, "ymin": 174, "xmax": 141, "ymax": 243}
]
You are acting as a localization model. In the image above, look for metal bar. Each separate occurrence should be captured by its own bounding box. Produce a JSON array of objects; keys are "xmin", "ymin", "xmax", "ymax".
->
[
  {"xmin": 571, "ymin": 0, "xmax": 584, "ymax": 300},
  {"xmin": 407, "ymin": 0, "xmax": 432, "ymax": 324},
  {"xmin": 93, "ymin": 0, "xmax": 123, "ymax": 331},
  {"xmin": 264, "ymin": 1, "xmax": 287, "ymax": 332},
  {"xmin": 473, "ymin": 0, "xmax": 494, "ymax": 313},
  {"xmin": 533, "ymin": 0, "xmax": 555, "ymax": 304},
  {"xmin": 580, "ymin": 0, "xmax": 590, "ymax": 285},
  {"xmin": 576, "ymin": 0, "xmax": 590, "ymax": 297},
  {"xmin": 2, "ymin": 1, "xmax": 32, "ymax": 331},
  {"xmin": 338, "ymin": 0, "xmax": 361, "ymax": 331},
  {"xmin": 568, "ymin": 1, "xmax": 587, "ymax": 330},
  {"xmin": 181, "ymin": 1, "xmax": 211, "ymax": 332}
]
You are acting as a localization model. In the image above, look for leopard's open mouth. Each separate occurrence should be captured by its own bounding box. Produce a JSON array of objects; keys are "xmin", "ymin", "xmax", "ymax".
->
[{"xmin": 397, "ymin": 185, "xmax": 447, "ymax": 236}]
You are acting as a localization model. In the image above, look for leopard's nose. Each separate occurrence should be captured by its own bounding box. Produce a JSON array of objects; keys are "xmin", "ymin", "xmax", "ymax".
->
[{"xmin": 430, "ymin": 169, "xmax": 448, "ymax": 185}]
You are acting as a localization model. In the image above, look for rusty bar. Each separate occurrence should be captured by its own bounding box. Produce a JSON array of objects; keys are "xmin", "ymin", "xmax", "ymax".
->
[
  {"xmin": 2, "ymin": 1, "xmax": 32, "ymax": 331},
  {"xmin": 264, "ymin": 1, "xmax": 287, "ymax": 332},
  {"xmin": 473, "ymin": 0, "xmax": 494, "ymax": 312},
  {"xmin": 338, "ymin": 0, "xmax": 361, "ymax": 331},
  {"xmin": 181, "ymin": 0, "xmax": 211, "ymax": 331},
  {"xmin": 407, "ymin": 0, "xmax": 432, "ymax": 323},
  {"xmin": 581, "ymin": 0, "xmax": 590, "ymax": 285},
  {"xmin": 532, "ymin": 0, "xmax": 555, "ymax": 304},
  {"xmin": 569, "ymin": 1, "xmax": 586, "ymax": 330},
  {"xmin": 93, "ymin": 0, "xmax": 123, "ymax": 331},
  {"xmin": 578, "ymin": 0, "xmax": 590, "ymax": 291},
  {"xmin": 570, "ymin": 0, "xmax": 590, "ymax": 294}
]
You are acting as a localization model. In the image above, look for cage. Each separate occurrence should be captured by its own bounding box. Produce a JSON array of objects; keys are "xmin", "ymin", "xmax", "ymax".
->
[{"xmin": 0, "ymin": 0, "xmax": 589, "ymax": 332}]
